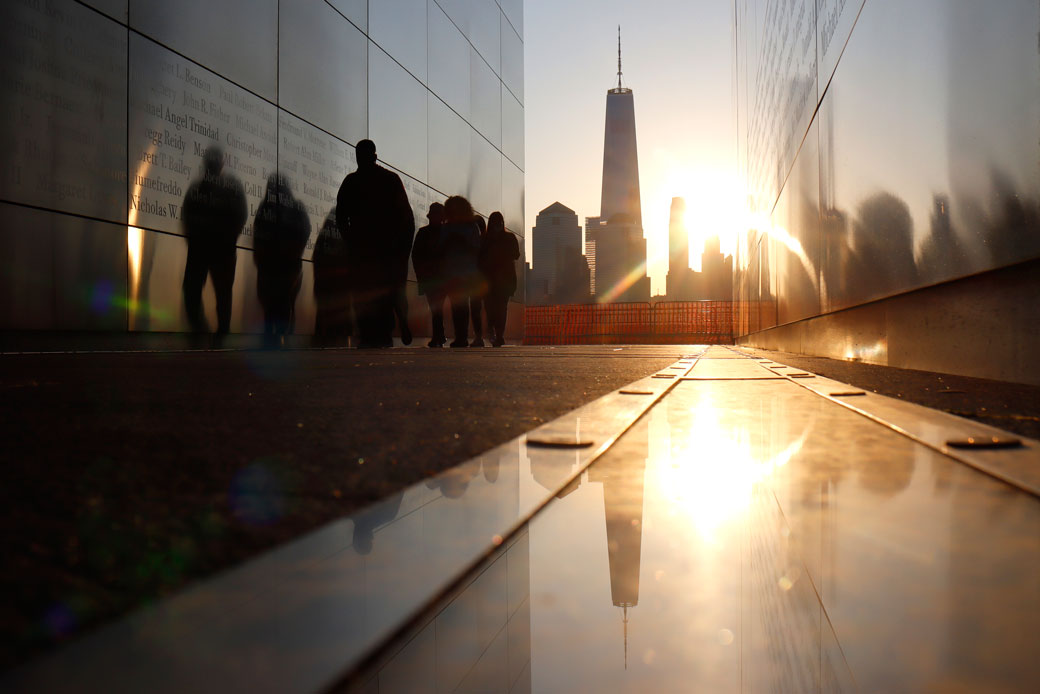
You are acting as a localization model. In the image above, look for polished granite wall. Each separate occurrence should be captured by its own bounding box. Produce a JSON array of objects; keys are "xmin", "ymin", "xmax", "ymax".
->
[
  {"xmin": 0, "ymin": 0, "xmax": 525, "ymax": 338},
  {"xmin": 734, "ymin": 0, "xmax": 1040, "ymax": 380}
]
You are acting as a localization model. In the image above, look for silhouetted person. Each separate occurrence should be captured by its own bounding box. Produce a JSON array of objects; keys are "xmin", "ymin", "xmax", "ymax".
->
[
  {"xmin": 412, "ymin": 202, "xmax": 447, "ymax": 347},
  {"xmin": 313, "ymin": 208, "xmax": 352, "ymax": 344},
  {"xmin": 440, "ymin": 196, "xmax": 482, "ymax": 348},
  {"xmin": 470, "ymin": 215, "xmax": 488, "ymax": 347},
  {"xmin": 336, "ymin": 139, "xmax": 415, "ymax": 348},
  {"xmin": 479, "ymin": 211, "xmax": 519, "ymax": 347},
  {"xmin": 253, "ymin": 174, "xmax": 310, "ymax": 348},
  {"xmin": 181, "ymin": 146, "xmax": 247, "ymax": 339}
]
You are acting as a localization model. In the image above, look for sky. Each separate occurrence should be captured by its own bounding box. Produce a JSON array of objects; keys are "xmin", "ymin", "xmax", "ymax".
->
[{"xmin": 523, "ymin": 0, "xmax": 739, "ymax": 295}]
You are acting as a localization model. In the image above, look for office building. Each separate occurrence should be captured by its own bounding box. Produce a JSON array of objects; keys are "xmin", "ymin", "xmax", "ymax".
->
[{"xmin": 530, "ymin": 202, "xmax": 590, "ymax": 304}]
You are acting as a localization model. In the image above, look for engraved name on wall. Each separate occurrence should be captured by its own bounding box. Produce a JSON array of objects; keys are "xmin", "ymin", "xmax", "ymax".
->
[{"xmin": 128, "ymin": 35, "xmax": 275, "ymax": 246}]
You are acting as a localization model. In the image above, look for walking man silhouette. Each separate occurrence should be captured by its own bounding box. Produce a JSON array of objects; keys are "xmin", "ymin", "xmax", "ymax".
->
[{"xmin": 336, "ymin": 139, "xmax": 415, "ymax": 348}]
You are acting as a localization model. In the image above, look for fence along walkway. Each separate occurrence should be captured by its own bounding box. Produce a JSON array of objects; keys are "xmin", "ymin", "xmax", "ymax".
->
[{"xmin": 523, "ymin": 301, "xmax": 734, "ymax": 345}]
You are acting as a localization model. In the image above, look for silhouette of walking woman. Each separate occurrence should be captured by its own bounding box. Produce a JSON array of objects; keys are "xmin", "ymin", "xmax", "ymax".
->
[
  {"xmin": 253, "ymin": 174, "xmax": 310, "ymax": 348},
  {"xmin": 480, "ymin": 211, "xmax": 520, "ymax": 346},
  {"xmin": 412, "ymin": 201, "xmax": 447, "ymax": 347}
]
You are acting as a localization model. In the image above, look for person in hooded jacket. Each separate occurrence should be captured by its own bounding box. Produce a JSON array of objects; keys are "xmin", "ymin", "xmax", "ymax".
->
[
  {"xmin": 253, "ymin": 174, "xmax": 311, "ymax": 347},
  {"xmin": 479, "ymin": 211, "xmax": 520, "ymax": 347}
]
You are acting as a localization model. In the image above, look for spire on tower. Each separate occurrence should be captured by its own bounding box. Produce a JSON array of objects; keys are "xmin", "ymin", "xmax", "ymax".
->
[
  {"xmin": 623, "ymin": 604, "xmax": 629, "ymax": 669},
  {"xmin": 617, "ymin": 25, "xmax": 623, "ymax": 89}
]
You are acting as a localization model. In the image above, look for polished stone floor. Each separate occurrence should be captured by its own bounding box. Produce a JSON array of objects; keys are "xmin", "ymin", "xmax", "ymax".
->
[{"xmin": 6, "ymin": 347, "xmax": 1039, "ymax": 693}]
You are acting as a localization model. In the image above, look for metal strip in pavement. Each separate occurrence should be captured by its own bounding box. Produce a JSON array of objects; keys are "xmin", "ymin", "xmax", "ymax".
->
[
  {"xmin": 2, "ymin": 352, "xmax": 703, "ymax": 694},
  {"xmin": 728, "ymin": 347, "xmax": 1040, "ymax": 498}
]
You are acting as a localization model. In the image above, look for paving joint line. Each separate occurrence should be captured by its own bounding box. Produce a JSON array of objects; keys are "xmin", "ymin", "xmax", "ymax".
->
[{"xmin": 739, "ymin": 348, "xmax": 1040, "ymax": 499}]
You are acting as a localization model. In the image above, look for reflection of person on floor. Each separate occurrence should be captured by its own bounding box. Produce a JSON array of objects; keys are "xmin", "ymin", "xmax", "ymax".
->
[
  {"xmin": 253, "ymin": 174, "xmax": 310, "ymax": 348},
  {"xmin": 426, "ymin": 459, "xmax": 479, "ymax": 498},
  {"xmin": 181, "ymin": 146, "xmax": 248, "ymax": 338},
  {"xmin": 440, "ymin": 196, "xmax": 482, "ymax": 348},
  {"xmin": 469, "ymin": 215, "xmax": 488, "ymax": 346},
  {"xmin": 412, "ymin": 202, "xmax": 447, "ymax": 347},
  {"xmin": 351, "ymin": 491, "xmax": 403, "ymax": 555},
  {"xmin": 336, "ymin": 139, "xmax": 415, "ymax": 348},
  {"xmin": 313, "ymin": 208, "xmax": 352, "ymax": 344},
  {"xmin": 479, "ymin": 212, "xmax": 520, "ymax": 347}
]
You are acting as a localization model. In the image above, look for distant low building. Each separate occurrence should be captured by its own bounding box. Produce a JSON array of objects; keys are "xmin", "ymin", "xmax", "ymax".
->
[{"xmin": 530, "ymin": 202, "xmax": 591, "ymax": 304}]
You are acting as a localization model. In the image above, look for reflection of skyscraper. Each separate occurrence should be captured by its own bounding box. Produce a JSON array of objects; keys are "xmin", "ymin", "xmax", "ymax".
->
[
  {"xmin": 588, "ymin": 426, "xmax": 648, "ymax": 667},
  {"xmin": 586, "ymin": 28, "xmax": 650, "ymax": 303}
]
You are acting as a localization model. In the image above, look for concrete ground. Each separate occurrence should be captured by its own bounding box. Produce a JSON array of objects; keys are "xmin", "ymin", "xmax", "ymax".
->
[{"xmin": 0, "ymin": 345, "xmax": 685, "ymax": 670}]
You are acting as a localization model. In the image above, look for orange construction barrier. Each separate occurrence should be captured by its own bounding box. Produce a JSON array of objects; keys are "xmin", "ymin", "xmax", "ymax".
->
[{"xmin": 523, "ymin": 301, "xmax": 734, "ymax": 345}]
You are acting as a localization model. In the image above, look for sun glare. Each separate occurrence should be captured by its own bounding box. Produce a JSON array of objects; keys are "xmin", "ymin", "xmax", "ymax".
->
[
  {"xmin": 655, "ymin": 397, "xmax": 811, "ymax": 543},
  {"xmin": 650, "ymin": 166, "xmax": 743, "ymax": 276}
]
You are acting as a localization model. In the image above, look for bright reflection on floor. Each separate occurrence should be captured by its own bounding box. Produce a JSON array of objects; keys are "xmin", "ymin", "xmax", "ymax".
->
[{"xmin": 657, "ymin": 396, "xmax": 809, "ymax": 543}]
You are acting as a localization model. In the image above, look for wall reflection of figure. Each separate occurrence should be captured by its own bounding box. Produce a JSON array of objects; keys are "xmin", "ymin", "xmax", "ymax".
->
[
  {"xmin": 412, "ymin": 202, "xmax": 447, "ymax": 347},
  {"xmin": 336, "ymin": 139, "xmax": 415, "ymax": 349},
  {"xmin": 440, "ymin": 196, "xmax": 482, "ymax": 348},
  {"xmin": 253, "ymin": 174, "xmax": 310, "ymax": 348},
  {"xmin": 181, "ymin": 146, "xmax": 248, "ymax": 342},
  {"xmin": 313, "ymin": 208, "xmax": 352, "ymax": 345},
  {"xmin": 470, "ymin": 216, "xmax": 489, "ymax": 347},
  {"xmin": 480, "ymin": 212, "xmax": 520, "ymax": 347}
]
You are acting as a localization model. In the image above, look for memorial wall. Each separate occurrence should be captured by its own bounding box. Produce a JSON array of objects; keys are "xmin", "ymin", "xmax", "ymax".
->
[
  {"xmin": 734, "ymin": 0, "xmax": 1040, "ymax": 382},
  {"xmin": 0, "ymin": 0, "xmax": 525, "ymax": 340}
]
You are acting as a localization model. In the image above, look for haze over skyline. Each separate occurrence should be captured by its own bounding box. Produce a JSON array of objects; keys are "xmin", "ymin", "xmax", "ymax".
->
[{"xmin": 524, "ymin": 1, "xmax": 738, "ymax": 295}]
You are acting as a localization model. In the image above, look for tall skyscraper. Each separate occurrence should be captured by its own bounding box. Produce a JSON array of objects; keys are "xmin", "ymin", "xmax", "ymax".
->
[
  {"xmin": 586, "ymin": 29, "xmax": 650, "ymax": 303},
  {"xmin": 531, "ymin": 202, "xmax": 590, "ymax": 304}
]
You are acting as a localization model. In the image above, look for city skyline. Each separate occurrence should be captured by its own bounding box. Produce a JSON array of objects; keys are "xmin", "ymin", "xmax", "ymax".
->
[{"xmin": 525, "ymin": 1, "xmax": 737, "ymax": 295}]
